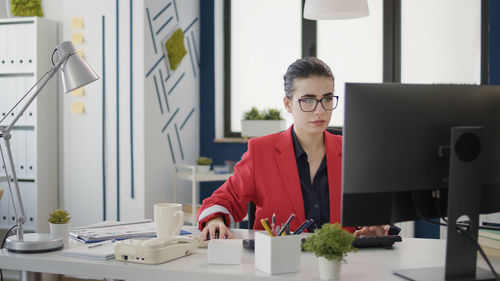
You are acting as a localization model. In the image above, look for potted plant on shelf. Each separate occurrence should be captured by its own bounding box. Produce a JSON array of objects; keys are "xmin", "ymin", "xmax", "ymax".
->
[
  {"xmin": 302, "ymin": 223, "xmax": 357, "ymax": 280},
  {"xmin": 196, "ymin": 157, "xmax": 212, "ymax": 174},
  {"xmin": 48, "ymin": 209, "xmax": 71, "ymax": 243},
  {"xmin": 241, "ymin": 107, "xmax": 286, "ymax": 138}
]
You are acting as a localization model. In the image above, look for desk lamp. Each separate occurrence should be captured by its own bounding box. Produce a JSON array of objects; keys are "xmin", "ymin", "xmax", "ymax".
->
[{"xmin": 0, "ymin": 41, "xmax": 98, "ymax": 253}]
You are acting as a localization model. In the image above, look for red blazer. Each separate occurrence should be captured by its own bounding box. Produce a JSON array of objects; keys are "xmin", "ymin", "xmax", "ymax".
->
[{"xmin": 197, "ymin": 126, "xmax": 350, "ymax": 232}]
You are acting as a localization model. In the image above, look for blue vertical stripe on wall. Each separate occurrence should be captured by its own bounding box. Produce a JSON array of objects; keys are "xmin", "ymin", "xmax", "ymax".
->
[
  {"xmin": 490, "ymin": 0, "xmax": 500, "ymax": 85},
  {"xmin": 130, "ymin": 0, "xmax": 135, "ymax": 199},
  {"xmin": 116, "ymin": 0, "xmax": 120, "ymax": 221},
  {"xmin": 199, "ymin": 0, "xmax": 247, "ymax": 203},
  {"xmin": 102, "ymin": 15, "xmax": 107, "ymax": 221}
]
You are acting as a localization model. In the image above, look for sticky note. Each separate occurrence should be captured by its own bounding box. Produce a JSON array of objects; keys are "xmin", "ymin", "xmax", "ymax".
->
[
  {"xmin": 76, "ymin": 50, "xmax": 84, "ymax": 57},
  {"xmin": 71, "ymin": 88, "xmax": 84, "ymax": 96},
  {"xmin": 71, "ymin": 102, "xmax": 85, "ymax": 114},
  {"xmin": 72, "ymin": 33, "xmax": 84, "ymax": 44},
  {"xmin": 71, "ymin": 18, "xmax": 84, "ymax": 29}
]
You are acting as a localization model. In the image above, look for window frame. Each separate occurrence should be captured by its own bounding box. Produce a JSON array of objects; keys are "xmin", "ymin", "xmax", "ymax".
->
[{"xmin": 222, "ymin": 0, "xmax": 489, "ymax": 138}]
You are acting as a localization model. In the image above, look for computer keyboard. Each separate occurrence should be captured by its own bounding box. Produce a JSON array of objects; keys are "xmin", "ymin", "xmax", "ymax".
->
[
  {"xmin": 352, "ymin": 235, "xmax": 402, "ymax": 249},
  {"xmin": 242, "ymin": 235, "xmax": 402, "ymax": 250}
]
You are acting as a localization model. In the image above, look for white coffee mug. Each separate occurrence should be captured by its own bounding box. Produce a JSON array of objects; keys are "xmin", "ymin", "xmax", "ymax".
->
[{"xmin": 154, "ymin": 203, "xmax": 184, "ymax": 237}]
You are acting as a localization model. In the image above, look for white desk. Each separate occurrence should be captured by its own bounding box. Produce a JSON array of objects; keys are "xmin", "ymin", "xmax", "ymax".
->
[
  {"xmin": 173, "ymin": 164, "xmax": 232, "ymax": 225},
  {"xmin": 1, "ymin": 227, "xmax": 499, "ymax": 281}
]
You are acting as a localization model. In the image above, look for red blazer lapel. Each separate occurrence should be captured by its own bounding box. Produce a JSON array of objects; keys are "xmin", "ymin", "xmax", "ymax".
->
[
  {"xmin": 325, "ymin": 131, "xmax": 343, "ymax": 224},
  {"xmin": 274, "ymin": 127, "xmax": 306, "ymax": 223}
]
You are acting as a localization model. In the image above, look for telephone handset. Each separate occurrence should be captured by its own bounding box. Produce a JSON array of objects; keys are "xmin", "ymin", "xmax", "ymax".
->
[
  {"xmin": 141, "ymin": 235, "xmax": 194, "ymax": 249},
  {"xmin": 114, "ymin": 235, "xmax": 199, "ymax": 264}
]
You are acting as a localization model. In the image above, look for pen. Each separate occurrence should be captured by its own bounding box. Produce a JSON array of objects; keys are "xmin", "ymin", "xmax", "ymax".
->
[
  {"xmin": 260, "ymin": 219, "xmax": 275, "ymax": 236},
  {"xmin": 271, "ymin": 213, "xmax": 276, "ymax": 235},
  {"xmin": 88, "ymin": 242, "xmax": 104, "ymax": 248},
  {"xmin": 277, "ymin": 213, "xmax": 295, "ymax": 236},
  {"xmin": 293, "ymin": 219, "xmax": 309, "ymax": 235}
]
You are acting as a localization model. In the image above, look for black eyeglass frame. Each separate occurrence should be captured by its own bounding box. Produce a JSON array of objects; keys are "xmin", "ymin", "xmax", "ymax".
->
[{"xmin": 293, "ymin": 96, "xmax": 339, "ymax": 112}]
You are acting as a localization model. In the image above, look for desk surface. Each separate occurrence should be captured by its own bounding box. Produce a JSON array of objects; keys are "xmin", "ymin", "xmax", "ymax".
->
[{"xmin": 0, "ymin": 227, "xmax": 499, "ymax": 281}]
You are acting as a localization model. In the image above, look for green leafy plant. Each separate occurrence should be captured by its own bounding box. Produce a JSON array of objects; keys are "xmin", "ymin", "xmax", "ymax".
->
[
  {"xmin": 48, "ymin": 209, "xmax": 71, "ymax": 224},
  {"xmin": 10, "ymin": 0, "xmax": 43, "ymax": 17},
  {"xmin": 302, "ymin": 223, "xmax": 356, "ymax": 262},
  {"xmin": 196, "ymin": 157, "xmax": 212, "ymax": 166},
  {"xmin": 243, "ymin": 107, "xmax": 283, "ymax": 120}
]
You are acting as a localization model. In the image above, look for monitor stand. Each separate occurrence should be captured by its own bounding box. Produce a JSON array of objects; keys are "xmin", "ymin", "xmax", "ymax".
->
[{"xmin": 393, "ymin": 127, "xmax": 495, "ymax": 281}]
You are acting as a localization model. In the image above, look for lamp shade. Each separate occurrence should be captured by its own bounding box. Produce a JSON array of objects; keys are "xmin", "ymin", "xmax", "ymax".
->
[
  {"xmin": 56, "ymin": 41, "xmax": 99, "ymax": 93},
  {"xmin": 303, "ymin": 0, "xmax": 369, "ymax": 20}
]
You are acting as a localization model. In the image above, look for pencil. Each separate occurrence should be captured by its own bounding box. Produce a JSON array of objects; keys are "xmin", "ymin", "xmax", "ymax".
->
[{"xmin": 260, "ymin": 219, "xmax": 275, "ymax": 236}]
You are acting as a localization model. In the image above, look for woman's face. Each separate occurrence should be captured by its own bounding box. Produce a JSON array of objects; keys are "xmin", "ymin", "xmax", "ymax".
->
[{"xmin": 284, "ymin": 75, "xmax": 334, "ymax": 136}]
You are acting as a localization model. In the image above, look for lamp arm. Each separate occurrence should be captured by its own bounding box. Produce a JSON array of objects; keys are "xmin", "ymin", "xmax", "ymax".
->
[
  {"xmin": 0, "ymin": 51, "xmax": 70, "ymax": 239},
  {"xmin": 5, "ymin": 52, "xmax": 70, "ymax": 132}
]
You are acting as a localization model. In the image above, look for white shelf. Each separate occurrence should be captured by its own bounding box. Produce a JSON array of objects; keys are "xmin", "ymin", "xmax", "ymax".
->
[
  {"xmin": 174, "ymin": 164, "xmax": 233, "ymax": 226},
  {"xmin": 0, "ymin": 17, "xmax": 58, "ymax": 233}
]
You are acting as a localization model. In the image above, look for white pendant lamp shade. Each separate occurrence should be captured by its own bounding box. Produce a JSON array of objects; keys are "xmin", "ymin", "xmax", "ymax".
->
[{"xmin": 304, "ymin": 0, "xmax": 369, "ymax": 20}]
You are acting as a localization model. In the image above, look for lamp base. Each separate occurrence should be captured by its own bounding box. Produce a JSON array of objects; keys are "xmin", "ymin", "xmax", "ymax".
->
[{"xmin": 5, "ymin": 233, "xmax": 64, "ymax": 253}]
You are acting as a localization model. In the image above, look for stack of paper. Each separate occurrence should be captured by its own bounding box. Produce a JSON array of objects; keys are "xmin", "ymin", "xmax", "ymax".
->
[
  {"xmin": 63, "ymin": 241, "xmax": 115, "ymax": 260},
  {"xmin": 478, "ymin": 228, "xmax": 500, "ymax": 257},
  {"xmin": 69, "ymin": 219, "xmax": 157, "ymax": 243}
]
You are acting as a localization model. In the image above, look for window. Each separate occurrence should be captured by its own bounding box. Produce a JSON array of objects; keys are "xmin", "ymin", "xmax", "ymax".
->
[{"xmin": 221, "ymin": 0, "xmax": 486, "ymax": 137}]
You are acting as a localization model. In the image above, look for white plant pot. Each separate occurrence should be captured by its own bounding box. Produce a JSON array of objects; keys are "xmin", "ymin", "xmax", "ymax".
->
[
  {"xmin": 318, "ymin": 256, "xmax": 342, "ymax": 280},
  {"xmin": 49, "ymin": 222, "xmax": 70, "ymax": 244},
  {"xmin": 241, "ymin": 120, "xmax": 286, "ymax": 138},
  {"xmin": 196, "ymin": 165, "xmax": 211, "ymax": 174}
]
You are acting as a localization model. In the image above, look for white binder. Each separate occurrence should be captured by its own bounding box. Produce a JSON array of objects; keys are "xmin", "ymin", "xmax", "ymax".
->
[
  {"xmin": 25, "ymin": 129, "xmax": 35, "ymax": 179},
  {"xmin": 16, "ymin": 76, "xmax": 26, "ymax": 126},
  {"xmin": 6, "ymin": 24, "xmax": 15, "ymax": 72},
  {"xmin": 25, "ymin": 76, "xmax": 36, "ymax": 126},
  {"xmin": 24, "ymin": 23, "xmax": 35, "ymax": 73},
  {"xmin": 0, "ymin": 24, "xmax": 7, "ymax": 72},
  {"xmin": 0, "ymin": 186, "xmax": 10, "ymax": 229}
]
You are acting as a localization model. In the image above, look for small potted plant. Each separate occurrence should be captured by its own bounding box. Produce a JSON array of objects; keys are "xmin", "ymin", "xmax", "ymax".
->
[
  {"xmin": 241, "ymin": 107, "xmax": 286, "ymax": 138},
  {"xmin": 196, "ymin": 157, "xmax": 212, "ymax": 174},
  {"xmin": 302, "ymin": 223, "xmax": 357, "ymax": 280},
  {"xmin": 48, "ymin": 209, "xmax": 71, "ymax": 243}
]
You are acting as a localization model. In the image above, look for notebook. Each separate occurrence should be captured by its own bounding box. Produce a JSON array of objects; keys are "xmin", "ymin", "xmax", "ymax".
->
[{"xmin": 63, "ymin": 241, "xmax": 115, "ymax": 260}]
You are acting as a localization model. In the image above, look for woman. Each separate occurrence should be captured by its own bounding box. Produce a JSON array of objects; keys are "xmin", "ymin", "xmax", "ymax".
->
[{"xmin": 198, "ymin": 57, "xmax": 389, "ymax": 239}]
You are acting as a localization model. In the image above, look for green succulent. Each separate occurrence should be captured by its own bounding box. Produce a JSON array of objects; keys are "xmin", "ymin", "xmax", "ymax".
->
[
  {"xmin": 10, "ymin": 0, "xmax": 43, "ymax": 17},
  {"xmin": 243, "ymin": 107, "xmax": 283, "ymax": 120},
  {"xmin": 48, "ymin": 209, "xmax": 71, "ymax": 224},
  {"xmin": 196, "ymin": 157, "xmax": 212, "ymax": 165},
  {"xmin": 302, "ymin": 223, "xmax": 356, "ymax": 262}
]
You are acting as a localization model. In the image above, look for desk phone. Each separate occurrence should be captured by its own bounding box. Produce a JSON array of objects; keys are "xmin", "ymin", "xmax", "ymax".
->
[{"xmin": 114, "ymin": 235, "xmax": 201, "ymax": 264}]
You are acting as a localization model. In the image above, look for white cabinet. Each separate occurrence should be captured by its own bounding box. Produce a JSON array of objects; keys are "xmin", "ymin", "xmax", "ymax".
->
[{"xmin": 0, "ymin": 17, "xmax": 57, "ymax": 233}]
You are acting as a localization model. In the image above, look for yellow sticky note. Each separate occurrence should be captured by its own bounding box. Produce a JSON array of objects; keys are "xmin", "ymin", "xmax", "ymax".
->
[
  {"xmin": 71, "ymin": 102, "xmax": 85, "ymax": 114},
  {"xmin": 71, "ymin": 88, "xmax": 84, "ymax": 96},
  {"xmin": 76, "ymin": 50, "xmax": 84, "ymax": 58},
  {"xmin": 72, "ymin": 33, "xmax": 83, "ymax": 44},
  {"xmin": 71, "ymin": 18, "xmax": 84, "ymax": 29}
]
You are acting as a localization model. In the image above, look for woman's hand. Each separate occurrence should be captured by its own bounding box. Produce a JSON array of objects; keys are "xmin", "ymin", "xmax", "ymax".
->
[
  {"xmin": 200, "ymin": 216, "xmax": 233, "ymax": 240},
  {"xmin": 353, "ymin": 225, "xmax": 390, "ymax": 237}
]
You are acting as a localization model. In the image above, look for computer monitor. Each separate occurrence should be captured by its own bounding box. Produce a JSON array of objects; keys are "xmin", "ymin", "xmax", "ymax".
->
[{"xmin": 341, "ymin": 83, "xmax": 500, "ymax": 280}]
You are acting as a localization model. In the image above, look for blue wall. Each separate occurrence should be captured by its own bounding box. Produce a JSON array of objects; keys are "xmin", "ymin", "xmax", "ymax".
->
[
  {"xmin": 490, "ymin": 0, "xmax": 500, "ymax": 85},
  {"xmin": 199, "ymin": 0, "xmax": 247, "ymax": 201}
]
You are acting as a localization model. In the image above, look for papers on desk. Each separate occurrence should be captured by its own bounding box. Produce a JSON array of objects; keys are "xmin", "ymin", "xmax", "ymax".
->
[
  {"xmin": 69, "ymin": 219, "xmax": 157, "ymax": 243},
  {"xmin": 69, "ymin": 219, "xmax": 191, "ymax": 243},
  {"xmin": 63, "ymin": 241, "xmax": 115, "ymax": 260}
]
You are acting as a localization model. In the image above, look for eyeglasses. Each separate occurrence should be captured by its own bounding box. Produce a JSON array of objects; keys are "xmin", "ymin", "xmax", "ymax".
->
[{"xmin": 294, "ymin": 96, "xmax": 339, "ymax": 112}]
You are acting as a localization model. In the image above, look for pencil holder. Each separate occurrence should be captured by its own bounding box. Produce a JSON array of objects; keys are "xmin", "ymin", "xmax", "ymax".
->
[{"xmin": 254, "ymin": 232, "xmax": 302, "ymax": 275}]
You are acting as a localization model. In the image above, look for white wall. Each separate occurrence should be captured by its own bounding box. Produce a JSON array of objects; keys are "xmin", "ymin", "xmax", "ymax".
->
[{"xmin": 42, "ymin": 0, "xmax": 199, "ymax": 226}]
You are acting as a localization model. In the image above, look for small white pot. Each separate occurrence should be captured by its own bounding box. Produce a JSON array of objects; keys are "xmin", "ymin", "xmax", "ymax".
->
[
  {"xmin": 318, "ymin": 256, "xmax": 342, "ymax": 280},
  {"xmin": 49, "ymin": 222, "xmax": 70, "ymax": 244},
  {"xmin": 196, "ymin": 165, "xmax": 211, "ymax": 174},
  {"xmin": 241, "ymin": 120, "xmax": 286, "ymax": 138}
]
